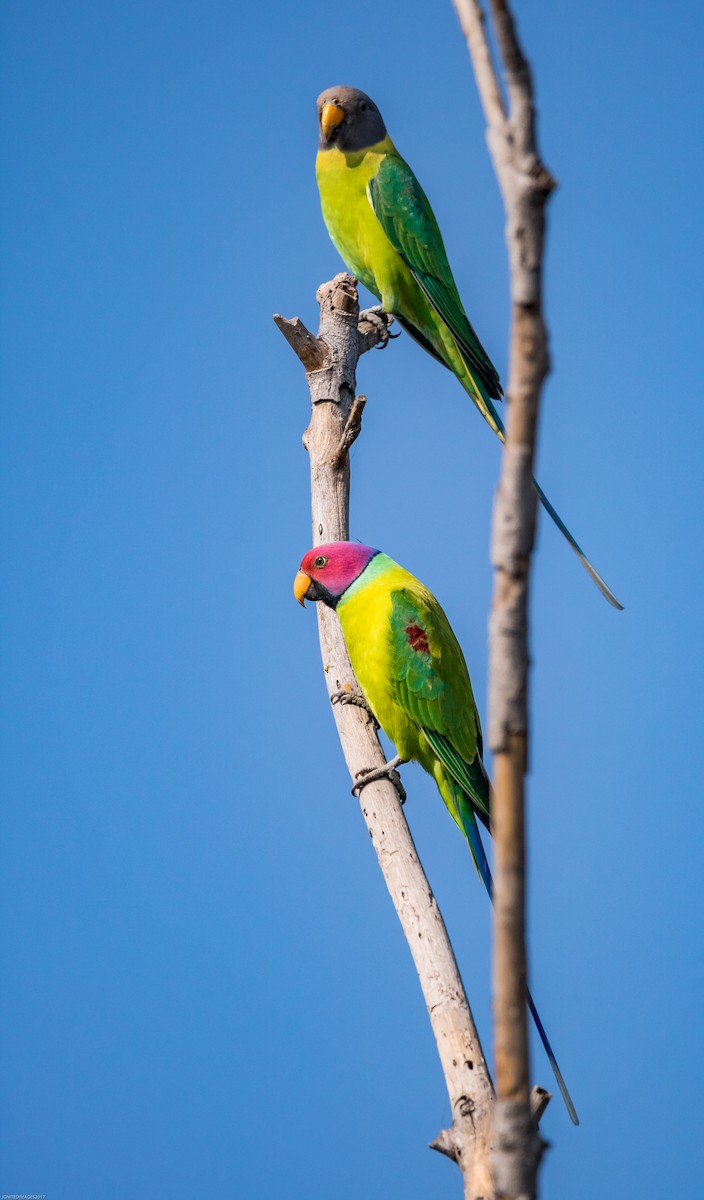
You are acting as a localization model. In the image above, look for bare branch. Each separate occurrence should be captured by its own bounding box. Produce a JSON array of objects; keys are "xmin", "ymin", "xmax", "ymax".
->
[
  {"xmin": 272, "ymin": 314, "xmax": 329, "ymax": 372},
  {"xmin": 453, "ymin": 0, "xmax": 506, "ymax": 128},
  {"xmin": 490, "ymin": 0, "xmax": 536, "ymax": 155},
  {"xmin": 333, "ymin": 393, "xmax": 367, "ymax": 467},
  {"xmin": 276, "ymin": 274, "xmax": 495, "ymax": 1199},
  {"xmin": 530, "ymin": 1086, "xmax": 551, "ymax": 1124},
  {"xmin": 453, "ymin": 0, "xmax": 559, "ymax": 1194}
]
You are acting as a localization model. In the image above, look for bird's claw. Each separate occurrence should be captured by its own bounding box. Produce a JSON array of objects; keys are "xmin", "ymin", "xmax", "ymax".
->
[
  {"xmin": 331, "ymin": 687, "xmax": 367, "ymax": 710},
  {"xmin": 360, "ymin": 303, "xmax": 387, "ymax": 321},
  {"xmin": 330, "ymin": 688, "xmax": 380, "ymax": 728},
  {"xmin": 358, "ymin": 306, "xmax": 399, "ymax": 349},
  {"xmin": 352, "ymin": 758, "xmax": 407, "ymax": 804}
]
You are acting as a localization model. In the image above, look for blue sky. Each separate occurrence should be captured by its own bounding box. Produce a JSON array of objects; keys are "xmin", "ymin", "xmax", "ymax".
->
[{"xmin": 2, "ymin": 2, "xmax": 702, "ymax": 1197}]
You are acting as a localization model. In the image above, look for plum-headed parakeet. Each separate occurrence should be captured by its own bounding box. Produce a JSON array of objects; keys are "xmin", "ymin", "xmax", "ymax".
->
[
  {"xmin": 294, "ymin": 540, "xmax": 579, "ymax": 1123},
  {"xmin": 315, "ymin": 86, "xmax": 621, "ymax": 610}
]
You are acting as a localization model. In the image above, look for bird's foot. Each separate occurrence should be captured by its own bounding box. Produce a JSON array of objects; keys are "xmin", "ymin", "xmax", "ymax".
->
[
  {"xmin": 330, "ymin": 686, "xmax": 379, "ymax": 729},
  {"xmin": 331, "ymin": 686, "xmax": 370, "ymax": 711},
  {"xmin": 358, "ymin": 306, "xmax": 399, "ymax": 349},
  {"xmin": 352, "ymin": 755, "xmax": 407, "ymax": 804}
]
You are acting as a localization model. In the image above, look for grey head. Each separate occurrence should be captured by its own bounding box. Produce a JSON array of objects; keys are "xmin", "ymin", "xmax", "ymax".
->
[{"xmin": 316, "ymin": 86, "xmax": 387, "ymax": 152}]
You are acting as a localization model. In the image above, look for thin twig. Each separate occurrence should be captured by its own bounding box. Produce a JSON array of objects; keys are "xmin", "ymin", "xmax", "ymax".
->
[
  {"xmin": 452, "ymin": 1, "xmax": 556, "ymax": 1195},
  {"xmin": 272, "ymin": 314, "xmax": 329, "ymax": 372}
]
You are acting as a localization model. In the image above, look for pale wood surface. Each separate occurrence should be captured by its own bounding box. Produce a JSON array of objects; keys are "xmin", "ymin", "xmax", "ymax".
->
[{"xmin": 276, "ymin": 273, "xmax": 496, "ymax": 1198}]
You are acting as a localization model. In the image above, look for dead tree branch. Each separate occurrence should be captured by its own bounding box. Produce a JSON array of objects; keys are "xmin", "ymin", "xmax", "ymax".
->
[
  {"xmin": 452, "ymin": 1, "xmax": 557, "ymax": 1196},
  {"xmin": 276, "ymin": 273, "xmax": 496, "ymax": 1199}
]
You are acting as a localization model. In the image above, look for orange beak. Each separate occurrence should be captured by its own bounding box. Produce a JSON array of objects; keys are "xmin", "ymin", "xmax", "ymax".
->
[
  {"xmin": 321, "ymin": 102, "xmax": 345, "ymax": 141},
  {"xmin": 294, "ymin": 571, "xmax": 312, "ymax": 606}
]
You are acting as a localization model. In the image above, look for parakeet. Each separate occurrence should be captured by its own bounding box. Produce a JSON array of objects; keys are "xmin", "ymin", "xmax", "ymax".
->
[
  {"xmin": 294, "ymin": 540, "xmax": 579, "ymax": 1124},
  {"xmin": 315, "ymin": 85, "xmax": 621, "ymax": 610}
]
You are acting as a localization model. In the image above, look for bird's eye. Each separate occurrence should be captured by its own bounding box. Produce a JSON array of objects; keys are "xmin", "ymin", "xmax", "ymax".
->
[
  {"xmin": 359, "ymin": 101, "xmax": 368, "ymax": 112},
  {"xmin": 314, "ymin": 555, "xmax": 328, "ymax": 569}
]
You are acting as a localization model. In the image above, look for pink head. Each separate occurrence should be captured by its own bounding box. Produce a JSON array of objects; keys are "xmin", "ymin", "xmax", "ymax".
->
[{"xmin": 294, "ymin": 542, "xmax": 379, "ymax": 608}]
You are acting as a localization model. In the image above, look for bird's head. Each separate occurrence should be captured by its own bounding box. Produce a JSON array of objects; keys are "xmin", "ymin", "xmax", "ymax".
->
[
  {"xmin": 316, "ymin": 86, "xmax": 386, "ymax": 152},
  {"xmin": 294, "ymin": 542, "xmax": 379, "ymax": 608}
]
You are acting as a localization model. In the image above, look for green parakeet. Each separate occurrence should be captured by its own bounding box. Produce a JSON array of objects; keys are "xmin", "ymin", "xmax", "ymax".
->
[
  {"xmin": 315, "ymin": 86, "xmax": 621, "ymax": 610},
  {"xmin": 295, "ymin": 540, "xmax": 579, "ymax": 1124}
]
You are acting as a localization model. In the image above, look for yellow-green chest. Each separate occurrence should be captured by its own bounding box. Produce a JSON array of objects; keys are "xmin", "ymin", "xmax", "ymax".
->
[
  {"xmin": 337, "ymin": 573, "xmax": 394, "ymax": 706},
  {"xmin": 315, "ymin": 138, "xmax": 398, "ymax": 300},
  {"xmin": 336, "ymin": 564, "xmax": 423, "ymax": 758}
]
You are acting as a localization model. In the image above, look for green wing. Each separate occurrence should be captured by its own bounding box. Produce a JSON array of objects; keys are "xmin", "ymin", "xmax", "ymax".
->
[
  {"xmin": 422, "ymin": 727, "xmax": 491, "ymax": 831},
  {"xmin": 389, "ymin": 588, "xmax": 491, "ymax": 828},
  {"xmin": 368, "ymin": 154, "xmax": 502, "ymax": 401}
]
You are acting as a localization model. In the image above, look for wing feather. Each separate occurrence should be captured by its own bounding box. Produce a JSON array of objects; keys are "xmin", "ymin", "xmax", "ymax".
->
[
  {"xmin": 388, "ymin": 587, "xmax": 490, "ymax": 826},
  {"xmin": 368, "ymin": 156, "xmax": 502, "ymax": 400}
]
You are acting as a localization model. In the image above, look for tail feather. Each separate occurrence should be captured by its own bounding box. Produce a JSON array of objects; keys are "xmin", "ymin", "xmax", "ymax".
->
[
  {"xmin": 526, "ymin": 987, "xmax": 580, "ymax": 1125},
  {"xmin": 532, "ymin": 479, "xmax": 623, "ymax": 610},
  {"xmin": 451, "ymin": 783, "xmax": 580, "ymax": 1126},
  {"xmin": 463, "ymin": 363, "xmax": 623, "ymax": 610}
]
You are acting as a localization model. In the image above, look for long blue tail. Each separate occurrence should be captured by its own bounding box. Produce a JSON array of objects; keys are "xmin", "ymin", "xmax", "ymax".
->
[{"xmin": 460, "ymin": 794, "xmax": 580, "ymax": 1125}]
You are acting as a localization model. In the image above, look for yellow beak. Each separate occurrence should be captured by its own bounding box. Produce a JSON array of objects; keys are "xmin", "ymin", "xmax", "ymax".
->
[
  {"xmin": 294, "ymin": 571, "xmax": 312, "ymax": 606},
  {"xmin": 321, "ymin": 102, "xmax": 345, "ymax": 141}
]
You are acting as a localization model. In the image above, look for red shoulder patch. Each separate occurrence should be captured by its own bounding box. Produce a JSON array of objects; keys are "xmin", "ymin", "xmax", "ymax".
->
[{"xmin": 405, "ymin": 623, "xmax": 430, "ymax": 654}]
